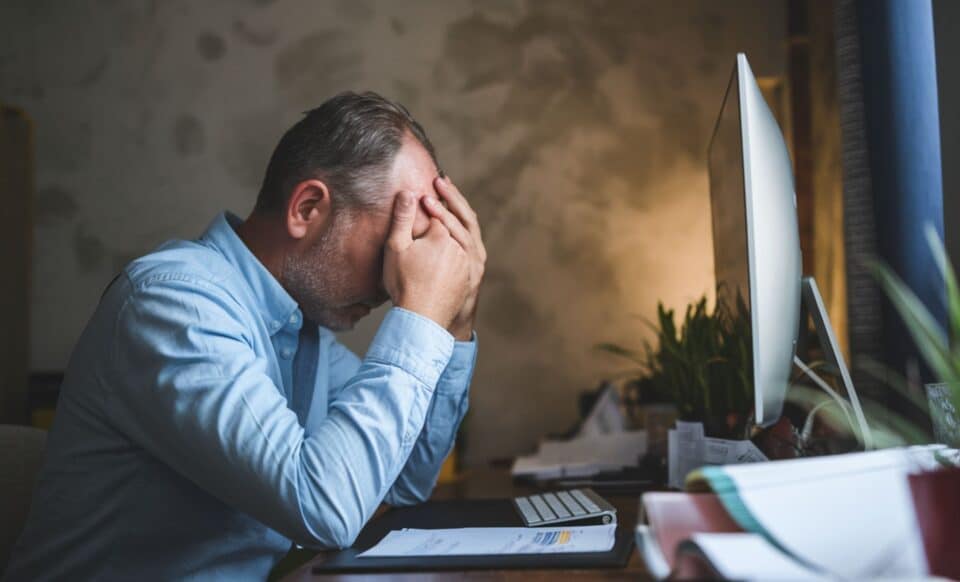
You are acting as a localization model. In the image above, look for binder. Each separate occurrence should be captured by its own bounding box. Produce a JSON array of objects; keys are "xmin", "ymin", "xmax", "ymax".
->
[
  {"xmin": 637, "ymin": 447, "xmax": 951, "ymax": 579},
  {"xmin": 311, "ymin": 498, "xmax": 634, "ymax": 573},
  {"xmin": 637, "ymin": 492, "xmax": 743, "ymax": 577}
]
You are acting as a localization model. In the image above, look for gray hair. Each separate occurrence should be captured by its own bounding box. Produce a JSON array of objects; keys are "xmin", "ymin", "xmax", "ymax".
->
[{"xmin": 255, "ymin": 91, "xmax": 439, "ymax": 215}]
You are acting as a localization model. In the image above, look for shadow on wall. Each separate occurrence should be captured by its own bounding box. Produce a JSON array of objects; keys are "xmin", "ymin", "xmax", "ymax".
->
[{"xmin": 402, "ymin": 1, "xmax": 786, "ymax": 464}]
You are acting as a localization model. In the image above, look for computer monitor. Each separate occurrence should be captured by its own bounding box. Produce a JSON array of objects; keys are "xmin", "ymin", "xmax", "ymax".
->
[{"xmin": 707, "ymin": 53, "xmax": 803, "ymax": 428}]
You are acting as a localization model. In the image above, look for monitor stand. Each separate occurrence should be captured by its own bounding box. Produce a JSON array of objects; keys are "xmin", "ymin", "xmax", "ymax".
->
[{"xmin": 796, "ymin": 276, "xmax": 875, "ymax": 449}]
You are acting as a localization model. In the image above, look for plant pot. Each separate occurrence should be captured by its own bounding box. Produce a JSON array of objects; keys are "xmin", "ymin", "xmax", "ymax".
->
[
  {"xmin": 639, "ymin": 403, "xmax": 677, "ymax": 458},
  {"xmin": 701, "ymin": 412, "xmax": 748, "ymax": 440},
  {"xmin": 908, "ymin": 466, "xmax": 960, "ymax": 578}
]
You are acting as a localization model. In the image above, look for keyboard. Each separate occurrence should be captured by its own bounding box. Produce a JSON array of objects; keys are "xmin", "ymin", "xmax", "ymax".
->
[{"xmin": 512, "ymin": 488, "xmax": 617, "ymax": 527}]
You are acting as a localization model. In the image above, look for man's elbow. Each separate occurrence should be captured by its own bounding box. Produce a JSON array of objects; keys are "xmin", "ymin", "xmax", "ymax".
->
[
  {"xmin": 321, "ymin": 522, "xmax": 361, "ymax": 551},
  {"xmin": 291, "ymin": 486, "xmax": 365, "ymax": 549},
  {"xmin": 293, "ymin": 512, "xmax": 362, "ymax": 551}
]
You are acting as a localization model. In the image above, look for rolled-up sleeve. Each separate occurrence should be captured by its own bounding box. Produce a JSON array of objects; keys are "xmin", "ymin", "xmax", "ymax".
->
[
  {"xmin": 105, "ymin": 277, "xmax": 453, "ymax": 549},
  {"xmin": 326, "ymin": 314, "xmax": 477, "ymax": 507},
  {"xmin": 383, "ymin": 334, "xmax": 476, "ymax": 506}
]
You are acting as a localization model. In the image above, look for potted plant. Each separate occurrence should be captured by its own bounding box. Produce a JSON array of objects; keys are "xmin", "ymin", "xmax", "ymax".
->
[{"xmin": 597, "ymin": 292, "xmax": 754, "ymax": 441}]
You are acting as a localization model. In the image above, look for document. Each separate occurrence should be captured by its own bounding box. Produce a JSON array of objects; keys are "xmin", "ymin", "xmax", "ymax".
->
[
  {"xmin": 358, "ymin": 524, "xmax": 617, "ymax": 558},
  {"xmin": 578, "ymin": 382, "xmax": 628, "ymax": 437},
  {"xmin": 667, "ymin": 421, "xmax": 766, "ymax": 488},
  {"xmin": 667, "ymin": 421, "xmax": 705, "ymax": 488}
]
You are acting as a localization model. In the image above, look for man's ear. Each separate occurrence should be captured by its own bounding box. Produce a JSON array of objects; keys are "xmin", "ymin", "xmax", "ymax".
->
[{"xmin": 285, "ymin": 179, "xmax": 332, "ymax": 240}]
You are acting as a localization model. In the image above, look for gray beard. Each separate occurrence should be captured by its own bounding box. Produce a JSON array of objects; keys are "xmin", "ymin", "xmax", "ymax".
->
[{"xmin": 280, "ymin": 222, "xmax": 355, "ymax": 331}]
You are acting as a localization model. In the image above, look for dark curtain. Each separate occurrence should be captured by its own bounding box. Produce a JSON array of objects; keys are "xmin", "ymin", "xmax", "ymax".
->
[{"xmin": 835, "ymin": 0, "xmax": 946, "ymax": 421}]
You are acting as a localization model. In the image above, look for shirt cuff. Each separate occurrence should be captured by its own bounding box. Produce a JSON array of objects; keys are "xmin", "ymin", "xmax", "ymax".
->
[
  {"xmin": 365, "ymin": 307, "xmax": 455, "ymax": 390},
  {"xmin": 437, "ymin": 332, "xmax": 478, "ymax": 395}
]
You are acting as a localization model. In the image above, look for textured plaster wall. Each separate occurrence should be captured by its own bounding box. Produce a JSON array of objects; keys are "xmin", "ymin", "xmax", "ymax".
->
[{"xmin": 1, "ymin": 0, "xmax": 785, "ymax": 464}]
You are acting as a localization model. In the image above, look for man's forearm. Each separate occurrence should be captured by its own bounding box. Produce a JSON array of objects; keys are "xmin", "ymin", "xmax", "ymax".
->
[{"xmin": 384, "ymin": 336, "xmax": 477, "ymax": 505}]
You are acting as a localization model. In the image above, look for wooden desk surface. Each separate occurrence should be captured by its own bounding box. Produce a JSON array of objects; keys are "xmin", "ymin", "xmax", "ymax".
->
[{"xmin": 280, "ymin": 469, "xmax": 650, "ymax": 581}]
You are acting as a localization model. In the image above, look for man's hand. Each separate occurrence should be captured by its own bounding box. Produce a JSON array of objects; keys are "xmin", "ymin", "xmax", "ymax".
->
[
  {"xmin": 422, "ymin": 176, "xmax": 486, "ymax": 341},
  {"xmin": 383, "ymin": 191, "xmax": 471, "ymax": 331}
]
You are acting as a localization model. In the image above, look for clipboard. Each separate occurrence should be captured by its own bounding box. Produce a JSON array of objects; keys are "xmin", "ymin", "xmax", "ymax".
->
[{"xmin": 310, "ymin": 498, "xmax": 635, "ymax": 573}]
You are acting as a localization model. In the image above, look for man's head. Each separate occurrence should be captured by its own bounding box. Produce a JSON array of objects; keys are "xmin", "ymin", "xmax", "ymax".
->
[{"xmin": 246, "ymin": 92, "xmax": 443, "ymax": 331}]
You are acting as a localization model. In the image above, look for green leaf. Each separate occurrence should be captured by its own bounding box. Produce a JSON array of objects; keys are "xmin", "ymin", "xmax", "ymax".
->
[
  {"xmin": 593, "ymin": 342, "xmax": 647, "ymax": 366},
  {"xmin": 871, "ymin": 260, "xmax": 959, "ymax": 385},
  {"xmin": 856, "ymin": 357, "xmax": 931, "ymax": 411},
  {"xmin": 924, "ymin": 225, "xmax": 960, "ymax": 357}
]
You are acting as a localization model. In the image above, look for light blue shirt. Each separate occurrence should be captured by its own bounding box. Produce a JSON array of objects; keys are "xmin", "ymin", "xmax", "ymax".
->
[{"xmin": 5, "ymin": 212, "xmax": 476, "ymax": 581}]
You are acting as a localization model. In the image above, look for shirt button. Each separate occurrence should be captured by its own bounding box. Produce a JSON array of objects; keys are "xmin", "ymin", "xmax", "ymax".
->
[
  {"xmin": 289, "ymin": 314, "xmax": 299, "ymax": 325},
  {"xmin": 270, "ymin": 321, "xmax": 281, "ymax": 332},
  {"xmin": 281, "ymin": 347, "xmax": 294, "ymax": 359}
]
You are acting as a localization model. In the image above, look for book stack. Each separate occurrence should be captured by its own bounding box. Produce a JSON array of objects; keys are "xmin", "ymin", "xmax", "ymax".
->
[{"xmin": 637, "ymin": 446, "xmax": 952, "ymax": 580}]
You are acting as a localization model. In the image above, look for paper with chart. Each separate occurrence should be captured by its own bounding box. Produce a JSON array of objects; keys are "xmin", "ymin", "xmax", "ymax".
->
[{"xmin": 358, "ymin": 524, "xmax": 617, "ymax": 557}]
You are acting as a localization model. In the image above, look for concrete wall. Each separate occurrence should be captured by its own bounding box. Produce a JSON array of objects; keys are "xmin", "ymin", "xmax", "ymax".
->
[
  {"xmin": 0, "ymin": 0, "xmax": 786, "ymax": 464},
  {"xmin": 809, "ymin": 0, "xmax": 848, "ymax": 360},
  {"xmin": 0, "ymin": 107, "xmax": 32, "ymax": 423}
]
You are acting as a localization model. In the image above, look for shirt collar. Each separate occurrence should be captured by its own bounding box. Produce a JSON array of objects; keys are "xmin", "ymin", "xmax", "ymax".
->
[{"xmin": 200, "ymin": 211, "xmax": 301, "ymax": 335}]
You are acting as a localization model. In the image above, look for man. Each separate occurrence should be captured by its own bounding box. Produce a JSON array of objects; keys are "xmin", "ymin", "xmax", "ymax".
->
[{"xmin": 5, "ymin": 92, "xmax": 486, "ymax": 580}]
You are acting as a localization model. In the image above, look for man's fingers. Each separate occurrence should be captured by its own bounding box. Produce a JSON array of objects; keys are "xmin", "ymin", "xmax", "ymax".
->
[
  {"xmin": 440, "ymin": 176, "xmax": 487, "ymax": 260},
  {"xmin": 434, "ymin": 177, "xmax": 478, "ymax": 229},
  {"xmin": 434, "ymin": 176, "xmax": 484, "ymax": 254},
  {"xmin": 423, "ymin": 197, "xmax": 472, "ymax": 250},
  {"xmin": 425, "ymin": 176, "xmax": 487, "ymax": 267},
  {"xmin": 388, "ymin": 191, "xmax": 417, "ymax": 249},
  {"xmin": 425, "ymin": 217, "xmax": 452, "ymax": 242}
]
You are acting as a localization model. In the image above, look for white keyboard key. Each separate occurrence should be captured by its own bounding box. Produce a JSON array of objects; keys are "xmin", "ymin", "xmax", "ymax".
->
[
  {"xmin": 515, "ymin": 497, "xmax": 542, "ymax": 524},
  {"xmin": 529, "ymin": 494, "xmax": 557, "ymax": 521},
  {"xmin": 557, "ymin": 491, "xmax": 587, "ymax": 515},
  {"xmin": 571, "ymin": 489, "xmax": 601, "ymax": 513},
  {"xmin": 543, "ymin": 493, "xmax": 571, "ymax": 518}
]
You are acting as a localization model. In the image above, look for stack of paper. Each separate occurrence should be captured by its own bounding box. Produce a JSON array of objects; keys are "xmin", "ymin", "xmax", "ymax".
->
[
  {"xmin": 696, "ymin": 446, "xmax": 939, "ymax": 578},
  {"xmin": 512, "ymin": 384, "xmax": 645, "ymax": 479},
  {"xmin": 511, "ymin": 431, "xmax": 647, "ymax": 480},
  {"xmin": 577, "ymin": 382, "xmax": 627, "ymax": 437}
]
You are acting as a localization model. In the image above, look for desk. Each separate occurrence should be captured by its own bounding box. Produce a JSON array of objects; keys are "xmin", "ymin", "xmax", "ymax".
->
[{"xmin": 280, "ymin": 469, "xmax": 650, "ymax": 581}]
